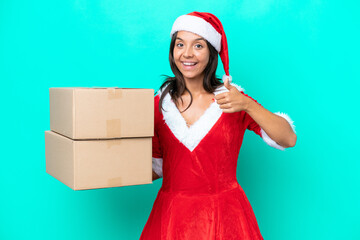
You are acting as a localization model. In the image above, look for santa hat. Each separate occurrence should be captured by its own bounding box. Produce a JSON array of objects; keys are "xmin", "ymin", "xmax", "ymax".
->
[{"xmin": 170, "ymin": 11, "xmax": 232, "ymax": 83}]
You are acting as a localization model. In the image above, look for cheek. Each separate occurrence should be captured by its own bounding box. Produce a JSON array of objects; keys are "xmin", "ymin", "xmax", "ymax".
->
[
  {"xmin": 174, "ymin": 54, "xmax": 181, "ymax": 66},
  {"xmin": 196, "ymin": 52, "xmax": 210, "ymax": 64},
  {"xmin": 205, "ymin": 55, "xmax": 210, "ymax": 64},
  {"xmin": 200, "ymin": 55, "xmax": 210, "ymax": 66},
  {"xmin": 173, "ymin": 49, "xmax": 181, "ymax": 59}
]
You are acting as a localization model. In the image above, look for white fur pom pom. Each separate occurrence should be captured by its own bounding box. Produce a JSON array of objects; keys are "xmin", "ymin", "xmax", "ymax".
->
[{"xmin": 222, "ymin": 74, "xmax": 232, "ymax": 83}]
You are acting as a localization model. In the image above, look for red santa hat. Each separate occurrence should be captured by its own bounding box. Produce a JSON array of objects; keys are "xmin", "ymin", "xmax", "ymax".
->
[{"xmin": 170, "ymin": 11, "xmax": 232, "ymax": 83}]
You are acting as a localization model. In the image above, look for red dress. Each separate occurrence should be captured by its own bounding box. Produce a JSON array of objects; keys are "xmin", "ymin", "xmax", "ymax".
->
[{"xmin": 140, "ymin": 83, "xmax": 295, "ymax": 240}]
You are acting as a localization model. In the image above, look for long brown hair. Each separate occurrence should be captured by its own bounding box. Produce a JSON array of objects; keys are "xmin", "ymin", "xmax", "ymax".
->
[{"xmin": 157, "ymin": 31, "xmax": 223, "ymax": 113}]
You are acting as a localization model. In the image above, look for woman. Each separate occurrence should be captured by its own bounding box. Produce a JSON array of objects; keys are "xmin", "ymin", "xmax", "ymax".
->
[{"xmin": 140, "ymin": 11, "xmax": 297, "ymax": 240}]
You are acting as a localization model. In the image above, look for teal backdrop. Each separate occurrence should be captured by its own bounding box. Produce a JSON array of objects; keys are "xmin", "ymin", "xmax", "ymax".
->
[{"xmin": 1, "ymin": 0, "xmax": 359, "ymax": 239}]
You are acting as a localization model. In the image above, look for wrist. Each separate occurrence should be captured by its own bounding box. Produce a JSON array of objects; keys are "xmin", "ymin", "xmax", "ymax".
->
[{"xmin": 244, "ymin": 97, "xmax": 254, "ymax": 113}]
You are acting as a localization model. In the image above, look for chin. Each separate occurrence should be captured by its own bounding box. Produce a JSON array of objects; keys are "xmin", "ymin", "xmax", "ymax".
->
[
  {"xmin": 183, "ymin": 75, "xmax": 200, "ymax": 80},
  {"xmin": 181, "ymin": 71, "xmax": 202, "ymax": 79}
]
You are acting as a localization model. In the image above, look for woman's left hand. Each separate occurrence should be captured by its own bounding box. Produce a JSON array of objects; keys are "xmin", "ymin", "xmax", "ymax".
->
[{"xmin": 214, "ymin": 78, "xmax": 251, "ymax": 113}]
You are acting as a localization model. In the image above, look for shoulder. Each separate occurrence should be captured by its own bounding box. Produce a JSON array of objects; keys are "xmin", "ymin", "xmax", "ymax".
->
[
  {"xmin": 154, "ymin": 84, "xmax": 167, "ymax": 111},
  {"xmin": 155, "ymin": 82, "xmax": 170, "ymax": 99},
  {"xmin": 154, "ymin": 93, "xmax": 160, "ymax": 104},
  {"xmin": 154, "ymin": 87, "xmax": 165, "ymax": 121},
  {"xmin": 154, "ymin": 94, "xmax": 161, "ymax": 114}
]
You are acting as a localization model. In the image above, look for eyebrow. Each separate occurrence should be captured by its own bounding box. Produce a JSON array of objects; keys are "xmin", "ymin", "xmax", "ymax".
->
[{"xmin": 176, "ymin": 37, "xmax": 205, "ymax": 41}]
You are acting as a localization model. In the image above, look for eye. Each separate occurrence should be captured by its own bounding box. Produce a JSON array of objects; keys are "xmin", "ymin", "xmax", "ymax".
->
[
  {"xmin": 176, "ymin": 43, "xmax": 183, "ymax": 47},
  {"xmin": 195, "ymin": 44, "xmax": 203, "ymax": 49}
]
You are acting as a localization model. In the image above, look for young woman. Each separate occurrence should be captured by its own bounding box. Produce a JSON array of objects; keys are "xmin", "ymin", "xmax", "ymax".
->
[{"xmin": 140, "ymin": 11, "xmax": 297, "ymax": 240}]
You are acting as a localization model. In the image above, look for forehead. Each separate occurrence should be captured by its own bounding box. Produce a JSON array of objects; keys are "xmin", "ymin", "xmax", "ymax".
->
[{"xmin": 176, "ymin": 30, "xmax": 205, "ymax": 41}]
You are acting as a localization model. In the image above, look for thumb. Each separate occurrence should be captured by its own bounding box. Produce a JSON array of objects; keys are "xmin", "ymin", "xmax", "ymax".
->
[{"xmin": 224, "ymin": 77, "xmax": 233, "ymax": 90}]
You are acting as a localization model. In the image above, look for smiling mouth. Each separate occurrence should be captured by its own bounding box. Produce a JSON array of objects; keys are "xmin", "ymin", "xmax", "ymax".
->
[{"xmin": 182, "ymin": 62, "xmax": 198, "ymax": 66}]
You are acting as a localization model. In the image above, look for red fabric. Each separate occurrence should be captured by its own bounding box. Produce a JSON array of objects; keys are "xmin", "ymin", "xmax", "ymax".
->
[
  {"xmin": 152, "ymin": 129, "xmax": 163, "ymax": 158},
  {"xmin": 241, "ymin": 92, "xmax": 263, "ymax": 137},
  {"xmin": 141, "ymin": 95, "xmax": 264, "ymax": 240}
]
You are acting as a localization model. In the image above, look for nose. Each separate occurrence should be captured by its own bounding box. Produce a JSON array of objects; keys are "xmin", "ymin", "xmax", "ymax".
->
[{"xmin": 183, "ymin": 45, "xmax": 194, "ymax": 58}]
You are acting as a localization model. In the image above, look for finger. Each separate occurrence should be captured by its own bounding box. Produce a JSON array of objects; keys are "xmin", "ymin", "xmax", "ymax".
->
[
  {"xmin": 221, "ymin": 108, "xmax": 234, "ymax": 113},
  {"xmin": 219, "ymin": 103, "xmax": 232, "ymax": 109},
  {"xmin": 216, "ymin": 98, "xmax": 228, "ymax": 104},
  {"xmin": 214, "ymin": 92, "xmax": 227, "ymax": 100},
  {"xmin": 224, "ymin": 78, "xmax": 231, "ymax": 90},
  {"xmin": 224, "ymin": 78, "xmax": 236, "ymax": 91}
]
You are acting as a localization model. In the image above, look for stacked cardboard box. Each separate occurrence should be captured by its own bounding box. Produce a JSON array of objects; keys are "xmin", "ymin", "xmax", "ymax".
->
[{"xmin": 45, "ymin": 87, "xmax": 154, "ymax": 190}]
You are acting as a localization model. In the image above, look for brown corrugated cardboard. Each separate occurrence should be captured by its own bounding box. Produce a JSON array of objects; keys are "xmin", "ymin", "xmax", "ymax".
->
[
  {"xmin": 49, "ymin": 87, "xmax": 154, "ymax": 139},
  {"xmin": 45, "ymin": 130, "xmax": 153, "ymax": 190}
]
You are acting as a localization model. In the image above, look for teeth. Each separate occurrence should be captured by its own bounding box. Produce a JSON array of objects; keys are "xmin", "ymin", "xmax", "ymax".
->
[{"xmin": 183, "ymin": 62, "xmax": 196, "ymax": 66}]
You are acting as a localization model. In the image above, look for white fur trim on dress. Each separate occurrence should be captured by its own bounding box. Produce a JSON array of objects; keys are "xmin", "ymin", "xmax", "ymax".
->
[
  {"xmin": 157, "ymin": 83, "xmax": 244, "ymax": 152},
  {"xmin": 260, "ymin": 112, "xmax": 296, "ymax": 151},
  {"xmin": 152, "ymin": 157, "xmax": 163, "ymax": 178},
  {"xmin": 170, "ymin": 14, "xmax": 222, "ymax": 52}
]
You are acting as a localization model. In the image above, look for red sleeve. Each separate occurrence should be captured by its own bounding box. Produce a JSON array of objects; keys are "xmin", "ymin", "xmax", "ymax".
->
[
  {"xmin": 152, "ymin": 95, "xmax": 163, "ymax": 158},
  {"xmin": 242, "ymin": 92, "xmax": 262, "ymax": 137},
  {"xmin": 152, "ymin": 128, "xmax": 163, "ymax": 158}
]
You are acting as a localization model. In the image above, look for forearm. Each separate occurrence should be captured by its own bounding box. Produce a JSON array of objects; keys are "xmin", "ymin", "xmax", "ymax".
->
[{"xmin": 245, "ymin": 99, "xmax": 297, "ymax": 148}]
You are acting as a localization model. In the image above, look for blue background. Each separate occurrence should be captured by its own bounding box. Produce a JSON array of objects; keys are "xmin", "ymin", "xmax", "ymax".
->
[{"xmin": 1, "ymin": 0, "xmax": 359, "ymax": 239}]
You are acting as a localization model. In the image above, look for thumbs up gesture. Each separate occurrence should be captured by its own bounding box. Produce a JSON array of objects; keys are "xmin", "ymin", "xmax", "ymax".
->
[{"xmin": 214, "ymin": 78, "xmax": 251, "ymax": 113}]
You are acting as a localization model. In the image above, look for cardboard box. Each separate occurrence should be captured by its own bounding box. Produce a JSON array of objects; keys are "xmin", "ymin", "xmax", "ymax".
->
[
  {"xmin": 45, "ymin": 130, "xmax": 152, "ymax": 190},
  {"xmin": 49, "ymin": 87, "xmax": 154, "ymax": 139}
]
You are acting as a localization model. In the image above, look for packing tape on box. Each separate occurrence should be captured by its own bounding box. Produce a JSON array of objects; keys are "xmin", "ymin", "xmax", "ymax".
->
[
  {"xmin": 108, "ymin": 177, "xmax": 122, "ymax": 186},
  {"xmin": 106, "ymin": 119, "xmax": 122, "ymax": 138},
  {"xmin": 107, "ymin": 88, "xmax": 122, "ymax": 100},
  {"xmin": 106, "ymin": 138, "xmax": 122, "ymax": 148}
]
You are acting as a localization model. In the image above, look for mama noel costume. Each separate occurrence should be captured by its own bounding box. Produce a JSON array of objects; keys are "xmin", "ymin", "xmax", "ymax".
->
[{"xmin": 140, "ymin": 12, "xmax": 296, "ymax": 240}]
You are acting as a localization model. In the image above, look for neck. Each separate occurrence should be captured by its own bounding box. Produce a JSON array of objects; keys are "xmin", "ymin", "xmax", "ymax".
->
[{"xmin": 183, "ymin": 74, "xmax": 207, "ymax": 97}]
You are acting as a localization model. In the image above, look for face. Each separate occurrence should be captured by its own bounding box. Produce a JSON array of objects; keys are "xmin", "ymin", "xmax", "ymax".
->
[{"xmin": 173, "ymin": 31, "xmax": 210, "ymax": 82}]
